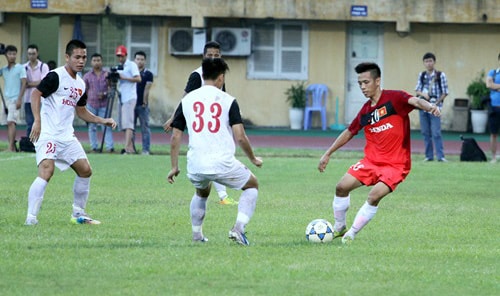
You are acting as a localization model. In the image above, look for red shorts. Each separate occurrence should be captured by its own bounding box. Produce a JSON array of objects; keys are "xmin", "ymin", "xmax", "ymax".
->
[{"xmin": 347, "ymin": 159, "xmax": 410, "ymax": 192}]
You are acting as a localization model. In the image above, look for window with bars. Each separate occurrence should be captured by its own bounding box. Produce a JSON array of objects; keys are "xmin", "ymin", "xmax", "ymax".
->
[
  {"xmin": 248, "ymin": 22, "xmax": 308, "ymax": 80},
  {"xmin": 80, "ymin": 16, "xmax": 158, "ymax": 75},
  {"xmin": 128, "ymin": 19, "xmax": 158, "ymax": 75}
]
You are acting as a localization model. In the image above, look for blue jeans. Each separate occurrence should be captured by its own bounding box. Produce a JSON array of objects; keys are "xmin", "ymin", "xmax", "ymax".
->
[
  {"xmin": 87, "ymin": 104, "xmax": 114, "ymax": 151},
  {"xmin": 25, "ymin": 103, "xmax": 34, "ymax": 137},
  {"xmin": 419, "ymin": 110, "xmax": 444, "ymax": 160},
  {"xmin": 134, "ymin": 105, "xmax": 151, "ymax": 152}
]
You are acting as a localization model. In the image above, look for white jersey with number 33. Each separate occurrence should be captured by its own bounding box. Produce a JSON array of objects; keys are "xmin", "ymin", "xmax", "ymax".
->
[{"xmin": 182, "ymin": 85, "xmax": 237, "ymax": 174}]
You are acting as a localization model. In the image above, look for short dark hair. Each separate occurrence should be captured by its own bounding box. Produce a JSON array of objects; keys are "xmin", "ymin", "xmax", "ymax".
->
[
  {"xmin": 202, "ymin": 58, "xmax": 229, "ymax": 80},
  {"xmin": 134, "ymin": 51, "xmax": 147, "ymax": 59},
  {"xmin": 203, "ymin": 41, "xmax": 221, "ymax": 55},
  {"xmin": 422, "ymin": 52, "xmax": 436, "ymax": 61},
  {"xmin": 91, "ymin": 53, "xmax": 102, "ymax": 59},
  {"xmin": 65, "ymin": 39, "xmax": 86, "ymax": 56},
  {"xmin": 355, "ymin": 62, "xmax": 381, "ymax": 79},
  {"xmin": 27, "ymin": 44, "xmax": 39, "ymax": 51},
  {"xmin": 5, "ymin": 45, "xmax": 17, "ymax": 53}
]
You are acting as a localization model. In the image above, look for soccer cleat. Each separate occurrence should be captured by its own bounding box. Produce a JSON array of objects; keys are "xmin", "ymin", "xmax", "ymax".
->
[
  {"xmin": 333, "ymin": 225, "xmax": 347, "ymax": 239},
  {"xmin": 193, "ymin": 237, "xmax": 209, "ymax": 243},
  {"xmin": 341, "ymin": 232, "xmax": 355, "ymax": 245},
  {"xmin": 219, "ymin": 197, "xmax": 238, "ymax": 205},
  {"xmin": 24, "ymin": 216, "xmax": 39, "ymax": 226},
  {"xmin": 71, "ymin": 214, "xmax": 101, "ymax": 225},
  {"xmin": 228, "ymin": 229, "xmax": 250, "ymax": 246}
]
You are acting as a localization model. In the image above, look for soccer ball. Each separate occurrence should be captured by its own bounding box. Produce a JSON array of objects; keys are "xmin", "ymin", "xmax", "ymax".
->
[{"xmin": 305, "ymin": 219, "xmax": 334, "ymax": 243}]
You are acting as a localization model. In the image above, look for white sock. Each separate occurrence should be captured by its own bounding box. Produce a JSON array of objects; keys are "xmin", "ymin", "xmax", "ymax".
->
[
  {"xmin": 190, "ymin": 194, "xmax": 207, "ymax": 230},
  {"xmin": 73, "ymin": 176, "xmax": 90, "ymax": 215},
  {"xmin": 27, "ymin": 177, "xmax": 48, "ymax": 218},
  {"xmin": 213, "ymin": 182, "xmax": 228, "ymax": 199},
  {"xmin": 350, "ymin": 201, "xmax": 378, "ymax": 235},
  {"xmin": 333, "ymin": 194, "xmax": 350, "ymax": 230},
  {"xmin": 234, "ymin": 188, "xmax": 258, "ymax": 232}
]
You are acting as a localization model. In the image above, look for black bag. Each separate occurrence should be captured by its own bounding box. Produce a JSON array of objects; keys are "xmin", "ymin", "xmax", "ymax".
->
[
  {"xmin": 460, "ymin": 136, "xmax": 487, "ymax": 162},
  {"xmin": 19, "ymin": 136, "xmax": 35, "ymax": 153}
]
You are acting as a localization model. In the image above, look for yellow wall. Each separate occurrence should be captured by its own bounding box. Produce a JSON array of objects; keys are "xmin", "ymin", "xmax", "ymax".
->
[{"xmin": 2, "ymin": 8, "xmax": 500, "ymax": 129}]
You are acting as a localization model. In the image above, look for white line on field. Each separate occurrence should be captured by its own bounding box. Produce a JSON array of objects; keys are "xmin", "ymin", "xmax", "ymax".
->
[{"xmin": 0, "ymin": 154, "xmax": 36, "ymax": 162}]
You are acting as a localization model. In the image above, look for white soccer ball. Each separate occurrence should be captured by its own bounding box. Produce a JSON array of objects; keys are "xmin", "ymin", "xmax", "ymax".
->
[{"xmin": 305, "ymin": 219, "xmax": 334, "ymax": 243}]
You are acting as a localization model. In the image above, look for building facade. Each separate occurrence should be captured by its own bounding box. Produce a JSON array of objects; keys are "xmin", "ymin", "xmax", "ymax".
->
[{"xmin": 1, "ymin": 0, "xmax": 499, "ymax": 130}]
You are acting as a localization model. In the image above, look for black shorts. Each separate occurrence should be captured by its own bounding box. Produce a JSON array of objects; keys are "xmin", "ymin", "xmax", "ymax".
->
[{"xmin": 489, "ymin": 106, "xmax": 500, "ymax": 134}]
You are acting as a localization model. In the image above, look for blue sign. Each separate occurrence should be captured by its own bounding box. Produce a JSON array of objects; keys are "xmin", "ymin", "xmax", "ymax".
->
[
  {"xmin": 351, "ymin": 5, "xmax": 368, "ymax": 17},
  {"xmin": 31, "ymin": 0, "xmax": 48, "ymax": 9}
]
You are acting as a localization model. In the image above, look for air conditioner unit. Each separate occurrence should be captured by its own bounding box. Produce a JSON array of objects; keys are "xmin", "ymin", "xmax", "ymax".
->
[
  {"xmin": 169, "ymin": 28, "xmax": 206, "ymax": 55},
  {"xmin": 211, "ymin": 28, "xmax": 251, "ymax": 56}
]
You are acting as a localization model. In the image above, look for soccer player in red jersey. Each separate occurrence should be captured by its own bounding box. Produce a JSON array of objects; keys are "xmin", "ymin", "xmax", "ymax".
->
[{"xmin": 318, "ymin": 62, "xmax": 441, "ymax": 244}]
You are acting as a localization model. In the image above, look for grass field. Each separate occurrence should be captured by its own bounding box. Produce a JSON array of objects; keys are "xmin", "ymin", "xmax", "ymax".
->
[{"xmin": 0, "ymin": 146, "xmax": 498, "ymax": 296}]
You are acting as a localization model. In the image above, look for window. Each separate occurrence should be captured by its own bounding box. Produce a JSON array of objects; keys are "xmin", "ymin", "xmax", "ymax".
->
[
  {"xmin": 248, "ymin": 22, "xmax": 308, "ymax": 80},
  {"xmin": 80, "ymin": 16, "xmax": 100, "ymax": 73},
  {"xmin": 80, "ymin": 16, "xmax": 158, "ymax": 75},
  {"xmin": 127, "ymin": 18, "xmax": 158, "ymax": 75}
]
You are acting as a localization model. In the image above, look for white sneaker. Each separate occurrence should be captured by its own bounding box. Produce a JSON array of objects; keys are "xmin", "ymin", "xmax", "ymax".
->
[
  {"xmin": 341, "ymin": 231, "xmax": 355, "ymax": 245},
  {"xmin": 25, "ymin": 216, "xmax": 38, "ymax": 226}
]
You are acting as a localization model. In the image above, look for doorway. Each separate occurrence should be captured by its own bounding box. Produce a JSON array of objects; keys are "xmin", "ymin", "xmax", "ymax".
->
[
  {"xmin": 25, "ymin": 15, "xmax": 59, "ymax": 67},
  {"xmin": 345, "ymin": 23, "xmax": 383, "ymax": 124}
]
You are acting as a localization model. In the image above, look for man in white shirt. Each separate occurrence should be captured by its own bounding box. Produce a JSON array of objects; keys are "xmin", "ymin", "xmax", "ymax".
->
[
  {"xmin": 167, "ymin": 58, "xmax": 262, "ymax": 246},
  {"xmin": 25, "ymin": 39, "xmax": 116, "ymax": 226},
  {"xmin": 115, "ymin": 45, "xmax": 141, "ymax": 154}
]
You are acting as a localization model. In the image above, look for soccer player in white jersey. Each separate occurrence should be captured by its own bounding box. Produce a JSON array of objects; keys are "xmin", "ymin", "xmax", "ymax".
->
[
  {"xmin": 167, "ymin": 58, "xmax": 263, "ymax": 246},
  {"xmin": 24, "ymin": 39, "xmax": 117, "ymax": 226}
]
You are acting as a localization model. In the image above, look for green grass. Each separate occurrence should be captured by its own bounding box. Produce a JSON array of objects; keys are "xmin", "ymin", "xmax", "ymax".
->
[{"xmin": 0, "ymin": 147, "xmax": 498, "ymax": 296}]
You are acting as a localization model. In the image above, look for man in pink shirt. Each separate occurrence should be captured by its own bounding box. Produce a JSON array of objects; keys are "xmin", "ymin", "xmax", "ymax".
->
[{"xmin": 24, "ymin": 44, "xmax": 49, "ymax": 137}]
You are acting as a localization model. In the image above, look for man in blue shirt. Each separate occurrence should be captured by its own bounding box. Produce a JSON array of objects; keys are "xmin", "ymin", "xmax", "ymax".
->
[
  {"xmin": 486, "ymin": 53, "xmax": 500, "ymax": 163},
  {"xmin": 133, "ymin": 51, "xmax": 153, "ymax": 155},
  {"xmin": 0, "ymin": 45, "xmax": 27, "ymax": 151}
]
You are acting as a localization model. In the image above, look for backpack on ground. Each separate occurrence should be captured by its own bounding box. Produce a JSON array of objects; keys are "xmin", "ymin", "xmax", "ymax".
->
[
  {"xmin": 460, "ymin": 136, "xmax": 487, "ymax": 162},
  {"xmin": 19, "ymin": 136, "xmax": 35, "ymax": 153}
]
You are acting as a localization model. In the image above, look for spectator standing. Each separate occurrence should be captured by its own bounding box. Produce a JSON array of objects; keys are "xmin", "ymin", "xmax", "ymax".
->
[
  {"xmin": 83, "ymin": 53, "xmax": 114, "ymax": 152},
  {"xmin": 24, "ymin": 44, "xmax": 49, "ymax": 137},
  {"xmin": 115, "ymin": 45, "xmax": 141, "ymax": 154},
  {"xmin": 415, "ymin": 52, "xmax": 449, "ymax": 162},
  {"xmin": 163, "ymin": 41, "xmax": 235, "ymax": 205},
  {"xmin": 25, "ymin": 39, "xmax": 116, "ymax": 225},
  {"xmin": 318, "ymin": 62, "xmax": 441, "ymax": 244},
  {"xmin": 0, "ymin": 45, "xmax": 27, "ymax": 151},
  {"xmin": 485, "ymin": 53, "xmax": 500, "ymax": 163},
  {"xmin": 167, "ymin": 58, "xmax": 262, "ymax": 245},
  {"xmin": 133, "ymin": 51, "xmax": 153, "ymax": 155}
]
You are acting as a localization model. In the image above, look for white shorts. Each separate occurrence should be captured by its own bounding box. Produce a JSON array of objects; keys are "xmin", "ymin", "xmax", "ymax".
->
[
  {"xmin": 35, "ymin": 137, "xmax": 87, "ymax": 171},
  {"xmin": 7, "ymin": 100, "xmax": 19, "ymax": 123},
  {"xmin": 187, "ymin": 160, "xmax": 252, "ymax": 190},
  {"xmin": 120, "ymin": 99, "xmax": 136, "ymax": 130}
]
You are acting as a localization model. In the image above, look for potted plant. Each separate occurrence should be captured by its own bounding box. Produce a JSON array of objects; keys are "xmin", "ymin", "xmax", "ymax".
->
[
  {"xmin": 285, "ymin": 81, "xmax": 306, "ymax": 129},
  {"xmin": 466, "ymin": 71, "xmax": 489, "ymax": 133}
]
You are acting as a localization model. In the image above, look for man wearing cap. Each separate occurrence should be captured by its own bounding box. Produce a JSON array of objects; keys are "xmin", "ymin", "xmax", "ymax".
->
[{"xmin": 115, "ymin": 45, "xmax": 141, "ymax": 154}]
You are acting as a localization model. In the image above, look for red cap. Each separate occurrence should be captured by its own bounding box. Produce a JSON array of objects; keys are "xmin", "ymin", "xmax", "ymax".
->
[{"xmin": 115, "ymin": 45, "xmax": 127, "ymax": 56}]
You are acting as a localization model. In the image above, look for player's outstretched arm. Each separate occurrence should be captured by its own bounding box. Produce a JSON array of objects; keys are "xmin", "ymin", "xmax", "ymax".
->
[
  {"xmin": 318, "ymin": 129, "xmax": 353, "ymax": 172},
  {"xmin": 167, "ymin": 128, "xmax": 182, "ymax": 183},
  {"xmin": 409, "ymin": 96, "xmax": 441, "ymax": 117},
  {"xmin": 76, "ymin": 105, "xmax": 117, "ymax": 129},
  {"xmin": 29, "ymin": 89, "xmax": 43, "ymax": 143},
  {"xmin": 232, "ymin": 123, "xmax": 262, "ymax": 168}
]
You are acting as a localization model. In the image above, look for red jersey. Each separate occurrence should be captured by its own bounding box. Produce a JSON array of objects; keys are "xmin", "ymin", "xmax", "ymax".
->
[{"xmin": 348, "ymin": 90, "xmax": 415, "ymax": 169}]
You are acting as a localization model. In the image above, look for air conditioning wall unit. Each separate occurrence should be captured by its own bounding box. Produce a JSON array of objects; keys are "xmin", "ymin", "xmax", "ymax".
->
[
  {"xmin": 211, "ymin": 28, "xmax": 252, "ymax": 56},
  {"xmin": 169, "ymin": 28, "xmax": 206, "ymax": 55}
]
